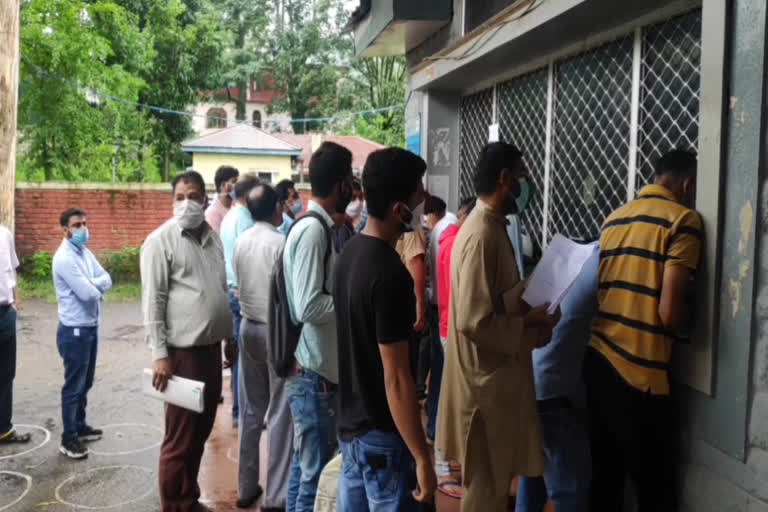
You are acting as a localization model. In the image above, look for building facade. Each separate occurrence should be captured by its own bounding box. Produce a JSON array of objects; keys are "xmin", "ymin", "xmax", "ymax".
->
[{"xmin": 352, "ymin": 0, "xmax": 768, "ymax": 510}]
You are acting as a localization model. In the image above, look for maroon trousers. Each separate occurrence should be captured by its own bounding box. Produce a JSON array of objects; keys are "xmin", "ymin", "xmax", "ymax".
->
[{"xmin": 159, "ymin": 344, "xmax": 222, "ymax": 512}]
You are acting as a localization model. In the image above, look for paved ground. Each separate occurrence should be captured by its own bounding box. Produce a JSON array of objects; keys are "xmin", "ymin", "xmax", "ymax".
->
[{"xmin": 0, "ymin": 300, "xmax": 253, "ymax": 512}]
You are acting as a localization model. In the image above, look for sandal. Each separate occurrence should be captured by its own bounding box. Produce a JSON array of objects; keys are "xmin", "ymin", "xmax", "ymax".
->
[
  {"xmin": 437, "ymin": 480, "xmax": 463, "ymax": 500},
  {"xmin": 0, "ymin": 430, "xmax": 32, "ymax": 444}
]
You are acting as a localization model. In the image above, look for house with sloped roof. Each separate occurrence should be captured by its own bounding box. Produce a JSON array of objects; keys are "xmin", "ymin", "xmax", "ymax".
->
[
  {"xmin": 182, "ymin": 124, "xmax": 301, "ymax": 186},
  {"xmin": 275, "ymin": 133, "xmax": 385, "ymax": 181}
]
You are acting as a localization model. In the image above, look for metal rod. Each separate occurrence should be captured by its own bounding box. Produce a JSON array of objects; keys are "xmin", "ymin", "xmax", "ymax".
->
[
  {"xmin": 542, "ymin": 60, "xmax": 554, "ymax": 248},
  {"xmin": 627, "ymin": 26, "xmax": 643, "ymax": 201}
]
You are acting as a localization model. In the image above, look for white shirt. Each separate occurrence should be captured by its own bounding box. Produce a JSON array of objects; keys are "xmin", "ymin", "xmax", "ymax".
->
[
  {"xmin": 428, "ymin": 212, "xmax": 457, "ymax": 305},
  {"xmin": 0, "ymin": 226, "xmax": 19, "ymax": 305},
  {"xmin": 233, "ymin": 221, "xmax": 285, "ymax": 323}
]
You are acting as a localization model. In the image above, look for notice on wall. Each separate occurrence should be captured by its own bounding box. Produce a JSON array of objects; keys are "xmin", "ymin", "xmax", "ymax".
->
[
  {"xmin": 488, "ymin": 123, "xmax": 500, "ymax": 142},
  {"xmin": 428, "ymin": 175, "xmax": 450, "ymax": 204}
]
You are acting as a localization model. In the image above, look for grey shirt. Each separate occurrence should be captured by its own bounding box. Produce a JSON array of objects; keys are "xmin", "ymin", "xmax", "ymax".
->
[
  {"xmin": 140, "ymin": 218, "xmax": 232, "ymax": 361},
  {"xmin": 233, "ymin": 222, "xmax": 285, "ymax": 324}
]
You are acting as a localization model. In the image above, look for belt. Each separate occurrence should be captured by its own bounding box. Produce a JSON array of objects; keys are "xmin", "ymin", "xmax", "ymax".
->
[
  {"xmin": 293, "ymin": 366, "xmax": 337, "ymax": 393},
  {"xmin": 536, "ymin": 396, "xmax": 573, "ymax": 413},
  {"xmin": 169, "ymin": 343, "xmax": 220, "ymax": 353}
]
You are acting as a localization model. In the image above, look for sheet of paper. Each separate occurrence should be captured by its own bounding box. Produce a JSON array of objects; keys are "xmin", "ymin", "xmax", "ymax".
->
[
  {"xmin": 142, "ymin": 368, "xmax": 206, "ymax": 413},
  {"xmin": 522, "ymin": 234, "xmax": 595, "ymax": 313},
  {"xmin": 488, "ymin": 123, "xmax": 500, "ymax": 142}
]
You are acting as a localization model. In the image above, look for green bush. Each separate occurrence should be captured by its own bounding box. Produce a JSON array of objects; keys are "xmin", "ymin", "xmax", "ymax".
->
[
  {"xmin": 100, "ymin": 247, "xmax": 140, "ymax": 283},
  {"xmin": 21, "ymin": 251, "xmax": 53, "ymax": 280}
]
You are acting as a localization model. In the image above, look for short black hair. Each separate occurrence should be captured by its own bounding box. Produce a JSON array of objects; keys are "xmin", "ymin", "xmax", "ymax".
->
[
  {"xmin": 425, "ymin": 195, "xmax": 447, "ymax": 216},
  {"xmin": 309, "ymin": 141, "xmax": 353, "ymax": 198},
  {"xmin": 233, "ymin": 175, "xmax": 261, "ymax": 200},
  {"xmin": 171, "ymin": 170, "xmax": 206, "ymax": 196},
  {"xmin": 275, "ymin": 179, "xmax": 296, "ymax": 202},
  {"xmin": 246, "ymin": 184, "xmax": 280, "ymax": 222},
  {"xmin": 473, "ymin": 142, "xmax": 523, "ymax": 196},
  {"xmin": 214, "ymin": 166, "xmax": 239, "ymax": 192},
  {"xmin": 655, "ymin": 149, "xmax": 697, "ymax": 179},
  {"xmin": 459, "ymin": 196, "xmax": 477, "ymax": 215},
  {"xmin": 60, "ymin": 208, "xmax": 86, "ymax": 227},
  {"xmin": 363, "ymin": 148, "xmax": 426, "ymax": 220}
]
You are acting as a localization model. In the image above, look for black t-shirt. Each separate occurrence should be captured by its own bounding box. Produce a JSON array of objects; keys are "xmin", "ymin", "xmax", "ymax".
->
[{"xmin": 333, "ymin": 234, "xmax": 416, "ymax": 441}]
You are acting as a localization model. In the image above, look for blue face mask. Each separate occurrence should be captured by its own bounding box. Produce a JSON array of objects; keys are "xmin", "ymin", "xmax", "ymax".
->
[
  {"xmin": 70, "ymin": 228, "xmax": 89, "ymax": 248},
  {"xmin": 290, "ymin": 199, "xmax": 303, "ymax": 216},
  {"xmin": 516, "ymin": 177, "xmax": 531, "ymax": 214},
  {"xmin": 229, "ymin": 190, "xmax": 237, "ymax": 201}
]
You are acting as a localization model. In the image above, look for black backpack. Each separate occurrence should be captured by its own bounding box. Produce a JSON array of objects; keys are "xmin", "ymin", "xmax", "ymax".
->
[{"xmin": 267, "ymin": 211, "xmax": 333, "ymax": 378}]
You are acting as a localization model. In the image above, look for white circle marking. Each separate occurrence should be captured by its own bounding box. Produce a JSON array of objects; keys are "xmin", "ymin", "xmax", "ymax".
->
[
  {"xmin": 88, "ymin": 423, "xmax": 164, "ymax": 456},
  {"xmin": 54, "ymin": 465, "xmax": 154, "ymax": 510},
  {"xmin": 0, "ymin": 424, "xmax": 51, "ymax": 461},
  {"xmin": 0, "ymin": 471, "xmax": 32, "ymax": 512}
]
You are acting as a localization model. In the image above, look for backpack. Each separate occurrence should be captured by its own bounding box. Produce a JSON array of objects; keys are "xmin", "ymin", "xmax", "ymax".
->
[{"xmin": 268, "ymin": 211, "xmax": 333, "ymax": 378}]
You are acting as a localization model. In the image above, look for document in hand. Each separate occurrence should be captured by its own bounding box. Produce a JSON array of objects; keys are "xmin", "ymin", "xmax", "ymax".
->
[
  {"xmin": 522, "ymin": 234, "xmax": 595, "ymax": 314},
  {"xmin": 142, "ymin": 368, "xmax": 205, "ymax": 413}
]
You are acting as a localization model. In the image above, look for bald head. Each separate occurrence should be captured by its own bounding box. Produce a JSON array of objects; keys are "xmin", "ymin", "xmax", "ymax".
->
[{"xmin": 246, "ymin": 184, "xmax": 282, "ymax": 227}]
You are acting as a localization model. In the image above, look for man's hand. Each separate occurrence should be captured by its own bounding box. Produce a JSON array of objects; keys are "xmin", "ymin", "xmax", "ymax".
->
[
  {"xmin": 152, "ymin": 358, "xmax": 173, "ymax": 392},
  {"xmin": 413, "ymin": 457, "xmax": 437, "ymax": 503},
  {"xmin": 413, "ymin": 310, "xmax": 425, "ymax": 333},
  {"xmin": 224, "ymin": 340, "xmax": 238, "ymax": 369},
  {"xmin": 524, "ymin": 304, "xmax": 559, "ymax": 328}
]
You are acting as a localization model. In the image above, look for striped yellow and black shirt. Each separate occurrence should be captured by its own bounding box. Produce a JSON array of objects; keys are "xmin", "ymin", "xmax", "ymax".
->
[{"xmin": 590, "ymin": 184, "xmax": 703, "ymax": 395}]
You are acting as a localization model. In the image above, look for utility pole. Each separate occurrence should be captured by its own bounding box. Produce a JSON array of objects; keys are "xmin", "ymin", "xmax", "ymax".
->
[{"xmin": 0, "ymin": 0, "xmax": 20, "ymax": 230}]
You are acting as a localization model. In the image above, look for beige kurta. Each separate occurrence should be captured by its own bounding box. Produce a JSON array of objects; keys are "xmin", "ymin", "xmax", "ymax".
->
[{"xmin": 436, "ymin": 199, "xmax": 544, "ymax": 478}]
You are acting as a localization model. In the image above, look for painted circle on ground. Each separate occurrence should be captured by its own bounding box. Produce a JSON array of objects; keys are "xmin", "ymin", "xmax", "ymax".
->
[
  {"xmin": 0, "ymin": 424, "xmax": 51, "ymax": 461},
  {"xmin": 55, "ymin": 465, "xmax": 155, "ymax": 509},
  {"xmin": 0, "ymin": 471, "xmax": 32, "ymax": 512},
  {"xmin": 88, "ymin": 423, "xmax": 164, "ymax": 456}
]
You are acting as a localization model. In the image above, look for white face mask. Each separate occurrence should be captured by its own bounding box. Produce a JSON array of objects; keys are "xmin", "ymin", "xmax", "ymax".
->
[
  {"xmin": 174, "ymin": 199, "xmax": 205, "ymax": 230},
  {"xmin": 411, "ymin": 202, "xmax": 424, "ymax": 231}
]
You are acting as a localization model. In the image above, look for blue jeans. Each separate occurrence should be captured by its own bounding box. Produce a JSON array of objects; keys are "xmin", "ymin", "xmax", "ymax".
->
[
  {"xmin": 0, "ymin": 306, "xmax": 17, "ymax": 435},
  {"xmin": 56, "ymin": 324, "xmax": 99, "ymax": 442},
  {"xmin": 516, "ymin": 403, "xmax": 591, "ymax": 512},
  {"xmin": 229, "ymin": 290, "xmax": 241, "ymax": 420},
  {"xmin": 337, "ymin": 430, "xmax": 418, "ymax": 512},
  {"xmin": 425, "ymin": 305, "xmax": 442, "ymax": 440},
  {"xmin": 286, "ymin": 369, "xmax": 336, "ymax": 512}
]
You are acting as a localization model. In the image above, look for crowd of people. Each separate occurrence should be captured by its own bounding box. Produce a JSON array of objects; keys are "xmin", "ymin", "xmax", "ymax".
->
[{"xmin": 0, "ymin": 137, "xmax": 701, "ymax": 512}]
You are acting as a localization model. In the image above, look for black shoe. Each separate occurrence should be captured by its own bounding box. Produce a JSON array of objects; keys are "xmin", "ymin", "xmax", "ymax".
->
[
  {"xmin": 78, "ymin": 425, "xmax": 103, "ymax": 442},
  {"xmin": 60, "ymin": 439, "xmax": 89, "ymax": 459},
  {"xmin": 237, "ymin": 485, "xmax": 263, "ymax": 508}
]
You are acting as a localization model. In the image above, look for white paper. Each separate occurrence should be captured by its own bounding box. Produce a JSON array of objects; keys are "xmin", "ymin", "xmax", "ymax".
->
[
  {"xmin": 428, "ymin": 175, "xmax": 450, "ymax": 204},
  {"xmin": 522, "ymin": 234, "xmax": 595, "ymax": 313},
  {"xmin": 142, "ymin": 368, "xmax": 206, "ymax": 413},
  {"xmin": 488, "ymin": 123, "xmax": 500, "ymax": 142}
]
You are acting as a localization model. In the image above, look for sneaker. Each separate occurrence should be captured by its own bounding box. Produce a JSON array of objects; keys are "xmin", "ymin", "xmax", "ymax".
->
[
  {"xmin": 78, "ymin": 425, "xmax": 103, "ymax": 442},
  {"xmin": 60, "ymin": 439, "xmax": 89, "ymax": 459}
]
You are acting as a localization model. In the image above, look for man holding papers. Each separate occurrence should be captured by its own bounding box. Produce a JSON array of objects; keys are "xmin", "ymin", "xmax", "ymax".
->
[
  {"xmin": 436, "ymin": 142, "xmax": 559, "ymax": 511},
  {"xmin": 141, "ymin": 170, "xmax": 232, "ymax": 512}
]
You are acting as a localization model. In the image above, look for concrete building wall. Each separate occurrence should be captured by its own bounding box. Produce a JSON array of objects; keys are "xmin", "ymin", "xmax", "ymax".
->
[
  {"xmin": 191, "ymin": 153, "xmax": 294, "ymax": 186},
  {"xmin": 190, "ymin": 101, "xmax": 293, "ymax": 134}
]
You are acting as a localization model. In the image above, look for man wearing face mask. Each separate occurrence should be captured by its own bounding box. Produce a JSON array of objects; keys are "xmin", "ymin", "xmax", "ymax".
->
[
  {"xmin": 141, "ymin": 171, "xmax": 232, "ymax": 512},
  {"xmin": 506, "ymin": 176, "xmax": 532, "ymax": 278},
  {"xmin": 276, "ymin": 179, "xmax": 304, "ymax": 236},
  {"xmin": 333, "ymin": 148, "xmax": 437, "ymax": 511},
  {"xmin": 283, "ymin": 141, "xmax": 353, "ymax": 512},
  {"xmin": 205, "ymin": 165, "xmax": 239, "ymax": 234},
  {"xmin": 436, "ymin": 142, "xmax": 559, "ymax": 512},
  {"xmin": 52, "ymin": 208, "xmax": 113, "ymax": 459},
  {"xmin": 586, "ymin": 150, "xmax": 701, "ymax": 512}
]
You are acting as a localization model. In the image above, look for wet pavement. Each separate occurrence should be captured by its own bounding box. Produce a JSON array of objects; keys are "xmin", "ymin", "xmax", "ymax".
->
[{"xmin": 0, "ymin": 301, "xmax": 258, "ymax": 512}]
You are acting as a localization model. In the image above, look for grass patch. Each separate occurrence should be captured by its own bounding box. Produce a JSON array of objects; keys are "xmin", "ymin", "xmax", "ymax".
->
[{"xmin": 18, "ymin": 278, "xmax": 142, "ymax": 304}]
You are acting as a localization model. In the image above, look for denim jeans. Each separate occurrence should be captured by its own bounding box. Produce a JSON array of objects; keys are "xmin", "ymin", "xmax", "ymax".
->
[
  {"xmin": 286, "ymin": 369, "xmax": 337, "ymax": 512},
  {"xmin": 56, "ymin": 324, "xmax": 99, "ymax": 442},
  {"xmin": 228, "ymin": 290, "xmax": 241, "ymax": 420},
  {"xmin": 516, "ymin": 403, "xmax": 591, "ymax": 512},
  {"xmin": 337, "ymin": 430, "xmax": 418, "ymax": 512},
  {"xmin": 425, "ymin": 305, "xmax": 443, "ymax": 441},
  {"xmin": 0, "ymin": 306, "xmax": 17, "ymax": 435}
]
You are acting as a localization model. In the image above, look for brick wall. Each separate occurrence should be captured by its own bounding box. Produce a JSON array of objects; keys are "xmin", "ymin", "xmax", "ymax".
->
[{"xmin": 14, "ymin": 182, "xmax": 314, "ymax": 258}]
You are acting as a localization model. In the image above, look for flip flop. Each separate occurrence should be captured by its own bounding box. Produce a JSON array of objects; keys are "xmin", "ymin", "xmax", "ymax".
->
[
  {"xmin": 437, "ymin": 480, "xmax": 463, "ymax": 500},
  {"xmin": 0, "ymin": 430, "xmax": 32, "ymax": 444}
]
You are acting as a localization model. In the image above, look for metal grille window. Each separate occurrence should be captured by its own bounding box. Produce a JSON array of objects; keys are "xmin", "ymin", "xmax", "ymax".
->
[
  {"xmin": 457, "ymin": 8, "xmax": 701, "ymax": 246},
  {"xmin": 550, "ymin": 37, "xmax": 634, "ymax": 239},
  {"xmin": 637, "ymin": 10, "xmax": 702, "ymax": 189},
  {"xmin": 459, "ymin": 88, "xmax": 493, "ymax": 202},
  {"xmin": 498, "ymin": 69, "xmax": 548, "ymax": 248}
]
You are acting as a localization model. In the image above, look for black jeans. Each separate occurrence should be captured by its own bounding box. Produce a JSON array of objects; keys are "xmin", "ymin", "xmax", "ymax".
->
[
  {"xmin": 0, "ymin": 306, "xmax": 17, "ymax": 435},
  {"xmin": 584, "ymin": 348, "xmax": 677, "ymax": 512}
]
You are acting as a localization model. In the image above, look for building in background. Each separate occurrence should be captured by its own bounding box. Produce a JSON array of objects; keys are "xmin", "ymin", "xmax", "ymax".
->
[
  {"xmin": 275, "ymin": 133, "xmax": 385, "ymax": 182},
  {"xmin": 349, "ymin": 0, "xmax": 768, "ymax": 510},
  {"xmin": 181, "ymin": 124, "xmax": 301, "ymax": 186},
  {"xmin": 191, "ymin": 76, "xmax": 293, "ymax": 134}
]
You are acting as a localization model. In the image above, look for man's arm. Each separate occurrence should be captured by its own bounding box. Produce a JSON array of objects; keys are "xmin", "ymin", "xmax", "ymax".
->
[
  {"xmin": 89, "ymin": 252, "xmax": 113, "ymax": 294},
  {"xmin": 404, "ymin": 254, "xmax": 426, "ymax": 332},
  {"xmin": 660, "ymin": 210, "xmax": 703, "ymax": 332},
  {"xmin": 140, "ymin": 238, "xmax": 170, "ymax": 361},
  {"xmin": 53, "ymin": 254, "xmax": 103, "ymax": 303},
  {"xmin": 289, "ymin": 222, "xmax": 334, "ymax": 324}
]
